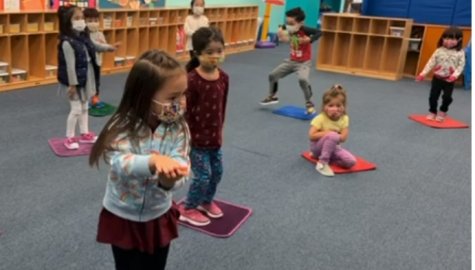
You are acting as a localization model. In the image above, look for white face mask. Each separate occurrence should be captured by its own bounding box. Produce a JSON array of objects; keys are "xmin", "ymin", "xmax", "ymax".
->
[
  {"xmin": 86, "ymin": 22, "xmax": 99, "ymax": 32},
  {"xmin": 72, "ymin": 19, "xmax": 86, "ymax": 32},
  {"xmin": 193, "ymin": 6, "xmax": 204, "ymax": 15},
  {"xmin": 286, "ymin": 24, "xmax": 299, "ymax": 34}
]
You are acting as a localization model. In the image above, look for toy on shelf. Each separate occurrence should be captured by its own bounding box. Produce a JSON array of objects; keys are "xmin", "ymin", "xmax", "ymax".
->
[{"xmin": 53, "ymin": 0, "xmax": 95, "ymax": 8}]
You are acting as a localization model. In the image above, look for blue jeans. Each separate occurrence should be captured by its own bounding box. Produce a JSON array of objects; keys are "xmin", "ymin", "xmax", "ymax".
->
[{"xmin": 185, "ymin": 148, "xmax": 223, "ymax": 209}]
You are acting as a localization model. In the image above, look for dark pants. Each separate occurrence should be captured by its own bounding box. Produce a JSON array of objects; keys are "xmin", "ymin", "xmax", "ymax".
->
[
  {"xmin": 429, "ymin": 77, "xmax": 455, "ymax": 114},
  {"xmin": 112, "ymin": 245, "xmax": 170, "ymax": 270}
]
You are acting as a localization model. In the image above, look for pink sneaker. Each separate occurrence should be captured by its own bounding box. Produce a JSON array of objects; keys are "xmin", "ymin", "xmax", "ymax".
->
[
  {"xmin": 198, "ymin": 201, "xmax": 223, "ymax": 218},
  {"xmin": 64, "ymin": 137, "xmax": 79, "ymax": 150},
  {"xmin": 435, "ymin": 112, "xmax": 447, "ymax": 122},
  {"xmin": 79, "ymin": 132, "xmax": 97, "ymax": 144},
  {"xmin": 179, "ymin": 207, "xmax": 210, "ymax": 226},
  {"xmin": 426, "ymin": 113, "xmax": 436, "ymax": 121}
]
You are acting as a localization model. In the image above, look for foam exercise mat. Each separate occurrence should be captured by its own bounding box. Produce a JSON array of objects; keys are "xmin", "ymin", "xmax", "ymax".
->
[
  {"xmin": 301, "ymin": 151, "xmax": 377, "ymax": 174},
  {"xmin": 272, "ymin": 105, "xmax": 316, "ymax": 120},
  {"xmin": 177, "ymin": 199, "xmax": 252, "ymax": 238},
  {"xmin": 408, "ymin": 114, "xmax": 469, "ymax": 129},
  {"xmin": 89, "ymin": 102, "xmax": 116, "ymax": 117},
  {"xmin": 48, "ymin": 138, "xmax": 93, "ymax": 157}
]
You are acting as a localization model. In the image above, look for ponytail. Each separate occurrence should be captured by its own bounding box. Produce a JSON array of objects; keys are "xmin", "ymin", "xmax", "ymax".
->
[{"xmin": 186, "ymin": 54, "xmax": 200, "ymax": 72}]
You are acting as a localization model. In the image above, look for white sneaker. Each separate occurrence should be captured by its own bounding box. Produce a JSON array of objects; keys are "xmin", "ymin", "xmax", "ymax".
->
[{"xmin": 316, "ymin": 162, "xmax": 335, "ymax": 177}]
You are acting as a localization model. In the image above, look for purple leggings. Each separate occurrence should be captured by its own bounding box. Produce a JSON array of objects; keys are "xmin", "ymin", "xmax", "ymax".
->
[{"xmin": 310, "ymin": 132, "xmax": 356, "ymax": 168}]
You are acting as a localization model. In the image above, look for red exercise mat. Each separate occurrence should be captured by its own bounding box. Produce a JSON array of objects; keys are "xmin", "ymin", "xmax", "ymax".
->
[
  {"xmin": 301, "ymin": 151, "xmax": 377, "ymax": 174},
  {"xmin": 48, "ymin": 138, "xmax": 93, "ymax": 157},
  {"xmin": 408, "ymin": 114, "xmax": 469, "ymax": 129},
  {"xmin": 177, "ymin": 199, "xmax": 252, "ymax": 238}
]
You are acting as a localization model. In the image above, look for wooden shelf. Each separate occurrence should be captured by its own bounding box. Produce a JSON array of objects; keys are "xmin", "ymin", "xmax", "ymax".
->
[
  {"xmin": 0, "ymin": 5, "xmax": 258, "ymax": 92},
  {"xmin": 317, "ymin": 14, "xmax": 413, "ymax": 81}
]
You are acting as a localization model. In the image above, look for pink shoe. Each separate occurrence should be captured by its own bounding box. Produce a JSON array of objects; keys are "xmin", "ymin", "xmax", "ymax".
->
[
  {"xmin": 179, "ymin": 207, "xmax": 210, "ymax": 226},
  {"xmin": 426, "ymin": 113, "xmax": 436, "ymax": 121},
  {"xmin": 64, "ymin": 137, "xmax": 79, "ymax": 150},
  {"xmin": 79, "ymin": 132, "xmax": 97, "ymax": 144},
  {"xmin": 435, "ymin": 112, "xmax": 447, "ymax": 122},
  {"xmin": 198, "ymin": 201, "xmax": 223, "ymax": 218}
]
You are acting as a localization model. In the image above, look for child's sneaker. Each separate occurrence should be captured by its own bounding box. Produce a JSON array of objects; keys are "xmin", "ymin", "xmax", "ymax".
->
[
  {"xmin": 198, "ymin": 201, "xmax": 223, "ymax": 218},
  {"xmin": 316, "ymin": 162, "xmax": 335, "ymax": 177},
  {"xmin": 305, "ymin": 101, "xmax": 316, "ymax": 114},
  {"xmin": 426, "ymin": 113, "xmax": 436, "ymax": 121},
  {"xmin": 79, "ymin": 132, "xmax": 97, "ymax": 144},
  {"xmin": 435, "ymin": 112, "xmax": 447, "ymax": 122},
  {"xmin": 179, "ymin": 207, "xmax": 211, "ymax": 226},
  {"xmin": 64, "ymin": 137, "xmax": 79, "ymax": 150},
  {"xmin": 260, "ymin": 96, "xmax": 279, "ymax": 105}
]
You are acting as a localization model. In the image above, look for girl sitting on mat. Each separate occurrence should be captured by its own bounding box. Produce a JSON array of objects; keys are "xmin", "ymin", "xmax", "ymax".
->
[
  {"xmin": 308, "ymin": 85, "xmax": 356, "ymax": 177},
  {"xmin": 416, "ymin": 27, "xmax": 465, "ymax": 122},
  {"xmin": 180, "ymin": 27, "xmax": 229, "ymax": 226},
  {"xmin": 89, "ymin": 50, "xmax": 190, "ymax": 270}
]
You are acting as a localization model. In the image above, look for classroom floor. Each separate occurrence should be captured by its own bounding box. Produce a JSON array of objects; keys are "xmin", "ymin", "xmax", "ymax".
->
[{"xmin": 0, "ymin": 45, "xmax": 471, "ymax": 270}]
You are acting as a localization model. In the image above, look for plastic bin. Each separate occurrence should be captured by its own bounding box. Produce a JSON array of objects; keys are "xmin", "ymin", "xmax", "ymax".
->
[
  {"xmin": 11, "ymin": 68, "xmax": 27, "ymax": 82},
  {"xmin": 389, "ymin": 26, "xmax": 404, "ymax": 37}
]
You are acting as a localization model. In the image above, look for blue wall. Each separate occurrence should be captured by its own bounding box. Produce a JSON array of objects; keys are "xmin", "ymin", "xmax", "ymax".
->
[{"xmin": 362, "ymin": 0, "xmax": 471, "ymax": 26}]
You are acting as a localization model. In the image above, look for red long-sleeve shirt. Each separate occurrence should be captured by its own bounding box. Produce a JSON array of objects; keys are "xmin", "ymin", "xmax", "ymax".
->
[{"xmin": 185, "ymin": 68, "xmax": 229, "ymax": 149}]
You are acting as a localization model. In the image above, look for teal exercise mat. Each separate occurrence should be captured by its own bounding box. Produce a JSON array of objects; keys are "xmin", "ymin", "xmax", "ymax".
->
[{"xmin": 89, "ymin": 102, "xmax": 116, "ymax": 117}]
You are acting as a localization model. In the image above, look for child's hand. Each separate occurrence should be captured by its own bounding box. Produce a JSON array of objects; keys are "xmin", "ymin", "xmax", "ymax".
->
[
  {"xmin": 415, "ymin": 74, "xmax": 424, "ymax": 82},
  {"xmin": 446, "ymin": 76, "xmax": 457, "ymax": 83},
  {"xmin": 150, "ymin": 154, "xmax": 186, "ymax": 178},
  {"xmin": 298, "ymin": 36, "xmax": 311, "ymax": 44},
  {"xmin": 68, "ymin": 86, "xmax": 77, "ymax": 98},
  {"xmin": 113, "ymin": 42, "xmax": 121, "ymax": 48}
]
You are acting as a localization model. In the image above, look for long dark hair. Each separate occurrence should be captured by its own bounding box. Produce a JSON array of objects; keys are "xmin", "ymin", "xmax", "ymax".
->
[
  {"xmin": 186, "ymin": 26, "xmax": 225, "ymax": 72},
  {"xmin": 438, "ymin": 27, "xmax": 464, "ymax": 51},
  {"xmin": 89, "ymin": 50, "xmax": 186, "ymax": 167},
  {"xmin": 58, "ymin": 5, "xmax": 80, "ymax": 38}
]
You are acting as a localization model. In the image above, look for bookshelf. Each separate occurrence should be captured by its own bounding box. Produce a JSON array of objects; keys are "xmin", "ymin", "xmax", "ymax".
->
[
  {"xmin": 0, "ymin": 5, "xmax": 258, "ymax": 92},
  {"xmin": 317, "ymin": 13, "xmax": 413, "ymax": 80}
]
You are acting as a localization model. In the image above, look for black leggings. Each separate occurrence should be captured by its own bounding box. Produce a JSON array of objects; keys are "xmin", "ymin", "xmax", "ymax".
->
[
  {"xmin": 112, "ymin": 245, "xmax": 170, "ymax": 270},
  {"xmin": 429, "ymin": 77, "xmax": 455, "ymax": 113}
]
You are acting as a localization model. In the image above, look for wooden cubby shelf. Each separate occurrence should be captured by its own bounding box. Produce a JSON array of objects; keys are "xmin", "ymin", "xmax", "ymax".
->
[
  {"xmin": 0, "ymin": 5, "xmax": 258, "ymax": 92},
  {"xmin": 317, "ymin": 13, "xmax": 413, "ymax": 80}
]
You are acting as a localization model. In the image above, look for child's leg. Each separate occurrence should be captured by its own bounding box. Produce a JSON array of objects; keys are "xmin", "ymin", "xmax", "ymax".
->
[
  {"xmin": 313, "ymin": 132, "xmax": 340, "ymax": 164},
  {"xmin": 78, "ymin": 101, "xmax": 89, "ymax": 135},
  {"xmin": 439, "ymin": 81, "xmax": 455, "ymax": 113},
  {"xmin": 66, "ymin": 99, "xmax": 82, "ymax": 138},
  {"xmin": 204, "ymin": 149, "xmax": 223, "ymax": 204},
  {"xmin": 268, "ymin": 60, "xmax": 295, "ymax": 96},
  {"xmin": 111, "ymin": 245, "xmax": 170, "ymax": 270},
  {"xmin": 331, "ymin": 146, "xmax": 356, "ymax": 168},
  {"xmin": 296, "ymin": 61, "xmax": 313, "ymax": 103},
  {"xmin": 429, "ymin": 78, "xmax": 444, "ymax": 114},
  {"xmin": 185, "ymin": 148, "xmax": 212, "ymax": 209}
]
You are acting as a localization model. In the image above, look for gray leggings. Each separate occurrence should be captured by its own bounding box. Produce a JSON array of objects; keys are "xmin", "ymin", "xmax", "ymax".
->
[{"xmin": 268, "ymin": 59, "xmax": 312, "ymax": 102}]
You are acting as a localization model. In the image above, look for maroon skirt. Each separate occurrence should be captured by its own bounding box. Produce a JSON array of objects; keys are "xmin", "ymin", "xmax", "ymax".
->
[{"xmin": 97, "ymin": 204, "xmax": 180, "ymax": 255}]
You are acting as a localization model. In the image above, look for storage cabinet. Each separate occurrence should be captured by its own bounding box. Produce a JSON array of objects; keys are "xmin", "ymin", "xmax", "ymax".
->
[
  {"xmin": 317, "ymin": 13, "xmax": 413, "ymax": 80},
  {"xmin": 0, "ymin": 5, "xmax": 258, "ymax": 92}
]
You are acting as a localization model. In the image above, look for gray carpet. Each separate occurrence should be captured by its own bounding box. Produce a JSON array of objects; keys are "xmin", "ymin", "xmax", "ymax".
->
[{"xmin": 0, "ymin": 45, "xmax": 471, "ymax": 270}]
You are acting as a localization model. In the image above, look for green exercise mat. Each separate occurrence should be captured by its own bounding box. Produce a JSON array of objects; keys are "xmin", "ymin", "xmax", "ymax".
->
[{"xmin": 89, "ymin": 102, "xmax": 116, "ymax": 117}]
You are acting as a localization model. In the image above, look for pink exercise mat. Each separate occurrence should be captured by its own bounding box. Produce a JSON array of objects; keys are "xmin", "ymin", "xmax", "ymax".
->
[
  {"xmin": 176, "ymin": 198, "xmax": 252, "ymax": 238},
  {"xmin": 48, "ymin": 137, "xmax": 93, "ymax": 157}
]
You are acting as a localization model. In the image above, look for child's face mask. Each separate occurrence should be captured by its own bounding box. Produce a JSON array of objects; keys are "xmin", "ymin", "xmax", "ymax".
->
[
  {"xmin": 153, "ymin": 99, "xmax": 184, "ymax": 124},
  {"xmin": 193, "ymin": 6, "xmax": 204, "ymax": 15},
  {"xmin": 443, "ymin": 38, "xmax": 459, "ymax": 49},
  {"xmin": 86, "ymin": 22, "xmax": 99, "ymax": 32},
  {"xmin": 72, "ymin": 19, "xmax": 86, "ymax": 32},
  {"xmin": 286, "ymin": 24, "xmax": 300, "ymax": 34},
  {"xmin": 199, "ymin": 54, "xmax": 225, "ymax": 68}
]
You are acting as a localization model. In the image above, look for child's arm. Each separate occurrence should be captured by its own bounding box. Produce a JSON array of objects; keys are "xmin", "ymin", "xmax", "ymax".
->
[
  {"xmin": 277, "ymin": 26, "xmax": 290, "ymax": 42},
  {"xmin": 184, "ymin": 16, "xmax": 195, "ymax": 37},
  {"xmin": 309, "ymin": 126, "xmax": 332, "ymax": 141},
  {"xmin": 92, "ymin": 33, "xmax": 117, "ymax": 52},
  {"xmin": 62, "ymin": 41, "xmax": 78, "ymax": 97},
  {"xmin": 417, "ymin": 49, "xmax": 439, "ymax": 80},
  {"xmin": 450, "ymin": 51, "xmax": 466, "ymax": 79},
  {"xmin": 300, "ymin": 26, "xmax": 322, "ymax": 44},
  {"xmin": 222, "ymin": 74, "xmax": 229, "ymax": 124},
  {"xmin": 160, "ymin": 125, "xmax": 191, "ymax": 191}
]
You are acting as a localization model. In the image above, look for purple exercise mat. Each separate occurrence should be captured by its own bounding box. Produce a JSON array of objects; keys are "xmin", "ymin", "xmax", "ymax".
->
[
  {"xmin": 48, "ymin": 137, "xmax": 93, "ymax": 157},
  {"xmin": 177, "ymin": 199, "xmax": 252, "ymax": 238}
]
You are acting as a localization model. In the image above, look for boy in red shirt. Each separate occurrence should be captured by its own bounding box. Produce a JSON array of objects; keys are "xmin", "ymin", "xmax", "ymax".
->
[{"xmin": 260, "ymin": 7, "xmax": 321, "ymax": 114}]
